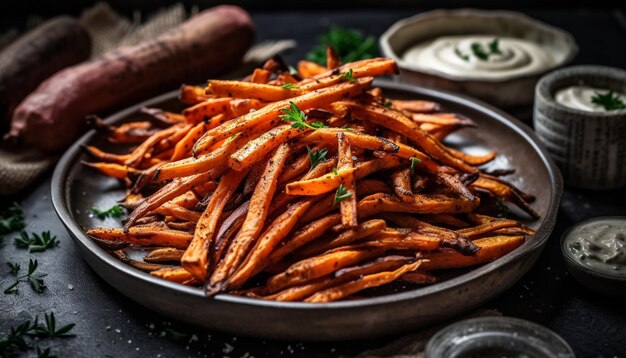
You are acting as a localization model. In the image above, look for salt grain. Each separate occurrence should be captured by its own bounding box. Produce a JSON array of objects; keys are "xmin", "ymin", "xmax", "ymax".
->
[{"xmin": 68, "ymin": 284, "xmax": 74, "ymax": 290}]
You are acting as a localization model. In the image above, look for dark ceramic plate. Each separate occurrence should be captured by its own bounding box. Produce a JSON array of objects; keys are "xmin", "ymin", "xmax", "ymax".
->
[{"xmin": 51, "ymin": 81, "xmax": 562, "ymax": 341}]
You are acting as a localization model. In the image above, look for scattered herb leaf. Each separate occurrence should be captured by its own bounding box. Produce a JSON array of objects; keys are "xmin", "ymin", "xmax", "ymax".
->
[
  {"xmin": 14, "ymin": 231, "xmax": 58, "ymax": 253},
  {"xmin": 306, "ymin": 27, "xmax": 377, "ymax": 66},
  {"xmin": 226, "ymin": 133, "xmax": 239, "ymax": 143},
  {"xmin": 470, "ymin": 43, "xmax": 490, "ymax": 61},
  {"xmin": 279, "ymin": 102, "xmax": 326, "ymax": 130},
  {"xmin": 3, "ymin": 259, "xmax": 47, "ymax": 294},
  {"xmin": 288, "ymin": 65, "xmax": 298, "ymax": 76},
  {"xmin": 333, "ymin": 168, "xmax": 339, "ymax": 176},
  {"xmin": 36, "ymin": 346, "xmax": 57, "ymax": 358},
  {"xmin": 341, "ymin": 125, "xmax": 354, "ymax": 131},
  {"xmin": 333, "ymin": 184, "xmax": 352, "ymax": 206},
  {"xmin": 7, "ymin": 262, "xmax": 20, "ymax": 276},
  {"xmin": 0, "ymin": 312, "xmax": 75, "ymax": 356},
  {"xmin": 164, "ymin": 328, "xmax": 188, "ymax": 341},
  {"xmin": 496, "ymin": 197, "xmax": 510, "ymax": 218},
  {"xmin": 280, "ymin": 83, "xmax": 300, "ymax": 90},
  {"xmin": 91, "ymin": 205, "xmax": 125, "ymax": 219},
  {"xmin": 34, "ymin": 313, "xmax": 76, "ymax": 338},
  {"xmin": 591, "ymin": 91, "xmax": 626, "ymax": 111},
  {"xmin": 489, "ymin": 38, "xmax": 501, "ymax": 54},
  {"xmin": 307, "ymin": 147, "xmax": 328, "ymax": 171},
  {"xmin": 384, "ymin": 101, "xmax": 393, "ymax": 108},
  {"xmin": 454, "ymin": 47, "xmax": 469, "ymax": 62},
  {"xmin": 0, "ymin": 202, "xmax": 25, "ymax": 235},
  {"xmin": 409, "ymin": 157, "xmax": 422, "ymax": 175},
  {"xmin": 339, "ymin": 68, "xmax": 356, "ymax": 83}
]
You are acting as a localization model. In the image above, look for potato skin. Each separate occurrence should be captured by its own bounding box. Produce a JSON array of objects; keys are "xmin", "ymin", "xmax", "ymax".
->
[
  {"xmin": 9, "ymin": 5, "xmax": 255, "ymax": 152},
  {"xmin": 0, "ymin": 16, "xmax": 91, "ymax": 131}
]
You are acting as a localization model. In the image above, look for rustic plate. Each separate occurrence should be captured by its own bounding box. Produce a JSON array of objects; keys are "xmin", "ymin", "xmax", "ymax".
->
[{"xmin": 51, "ymin": 81, "xmax": 562, "ymax": 341}]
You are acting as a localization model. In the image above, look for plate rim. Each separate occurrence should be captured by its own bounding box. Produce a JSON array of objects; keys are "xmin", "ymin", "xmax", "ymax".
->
[{"xmin": 51, "ymin": 80, "xmax": 563, "ymax": 310}]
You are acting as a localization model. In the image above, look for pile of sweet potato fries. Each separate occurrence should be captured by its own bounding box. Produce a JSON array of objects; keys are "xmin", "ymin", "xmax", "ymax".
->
[{"xmin": 84, "ymin": 52, "xmax": 539, "ymax": 302}]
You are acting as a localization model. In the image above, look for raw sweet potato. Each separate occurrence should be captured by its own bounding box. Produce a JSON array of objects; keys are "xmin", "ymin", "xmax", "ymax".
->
[
  {"xmin": 0, "ymin": 16, "xmax": 90, "ymax": 131},
  {"xmin": 9, "ymin": 6, "xmax": 254, "ymax": 151}
]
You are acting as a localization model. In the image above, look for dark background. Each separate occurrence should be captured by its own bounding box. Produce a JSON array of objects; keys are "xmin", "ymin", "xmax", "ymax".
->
[{"xmin": 1, "ymin": 2, "xmax": 626, "ymax": 358}]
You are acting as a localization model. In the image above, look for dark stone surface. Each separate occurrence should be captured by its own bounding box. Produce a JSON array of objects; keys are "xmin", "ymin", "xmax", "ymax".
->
[{"xmin": 2, "ymin": 8, "xmax": 626, "ymax": 358}]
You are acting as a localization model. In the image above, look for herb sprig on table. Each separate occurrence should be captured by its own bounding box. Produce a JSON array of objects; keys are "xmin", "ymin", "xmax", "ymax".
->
[
  {"xmin": 0, "ymin": 312, "xmax": 75, "ymax": 357},
  {"xmin": 4, "ymin": 259, "xmax": 47, "ymax": 294},
  {"xmin": 591, "ymin": 91, "xmax": 626, "ymax": 111},
  {"xmin": 0, "ymin": 202, "xmax": 25, "ymax": 235},
  {"xmin": 14, "ymin": 231, "xmax": 58, "ymax": 252},
  {"xmin": 307, "ymin": 27, "xmax": 377, "ymax": 66}
]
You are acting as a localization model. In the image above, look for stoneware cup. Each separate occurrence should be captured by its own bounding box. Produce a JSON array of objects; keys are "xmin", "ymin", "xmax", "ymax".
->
[{"xmin": 534, "ymin": 65, "xmax": 626, "ymax": 190}]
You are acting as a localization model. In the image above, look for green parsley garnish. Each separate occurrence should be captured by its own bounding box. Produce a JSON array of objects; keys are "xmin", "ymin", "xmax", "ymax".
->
[
  {"xmin": 226, "ymin": 133, "xmax": 239, "ymax": 143},
  {"xmin": 91, "ymin": 204, "xmax": 125, "ymax": 219},
  {"xmin": 456, "ymin": 38, "xmax": 502, "ymax": 62},
  {"xmin": 306, "ymin": 27, "xmax": 377, "ymax": 66},
  {"xmin": 307, "ymin": 147, "xmax": 328, "ymax": 171},
  {"xmin": 288, "ymin": 65, "xmax": 298, "ymax": 76},
  {"xmin": 333, "ymin": 184, "xmax": 352, "ymax": 206},
  {"xmin": 279, "ymin": 101, "xmax": 326, "ymax": 130},
  {"xmin": 333, "ymin": 168, "xmax": 339, "ymax": 176},
  {"xmin": 4, "ymin": 259, "xmax": 47, "ymax": 294},
  {"xmin": 0, "ymin": 312, "xmax": 75, "ymax": 357},
  {"xmin": 496, "ymin": 197, "xmax": 510, "ymax": 218},
  {"xmin": 0, "ymin": 202, "xmax": 25, "ymax": 235},
  {"xmin": 14, "ymin": 231, "xmax": 58, "ymax": 253},
  {"xmin": 454, "ymin": 47, "xmax": 469, "ymax": 62},
  {"xmin": 409, "ymin": 157, "xmax": 422, "ymax": 175},
  {"xmin": 339, "ymin": 69, "xmax": 356, "ymax": 83},
  {"xmin": 7, "ymin": 262, "xmax": 20, "ymax": 276},
  {"xmin": 591, "ymin": 91, "xmax": 626, "ymax": 111},
  {"xmin": 341, "ymin": 125, "xmax": 354, "ymax": 131},
  {"xmin": 470, "ymin": 43, "xmax": 490, "ymax": 61},
  {"xmin": 280, "ymin": 83, "xmax": 300, "ymax": 90},
  {"xmin": 384, "ymin": 101, "xmax": 393, "ymax": 108},
  {"xmin": 489, "ymin": 38, "xmax": 501, "ymax": 54}
]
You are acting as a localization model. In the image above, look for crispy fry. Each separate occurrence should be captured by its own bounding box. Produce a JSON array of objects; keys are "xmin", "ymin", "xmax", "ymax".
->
[
  {"xmin": 179, "ymin": 84, "xmax": 210, "ymax": 105},
  {"xmin": 210, "ymin": 144, "xmax": 291, "ymax": 288},
  {"xmin": 305, "ymin": 259, "xmax": 423, "ymax": 302},
  {"xmin": 421, "ymin": 235, "xmax": 524, "ymax": 270},
  {"xmin": 86, "ymin": 227, "xmax": 193, "ymax": 249},
  {"xmin": 337, "ymin": 132, "xmax": 358, "ymax": 228},
  {"xmin": 390, "ymin": 168, "xmax": 413, "ymax": 202},
  {"xmin": 267, "ymin": 247, "xmax": 383, "ymax": 293},
  {"xmin": 144, "ymin": 248, "xmax": 185, "ymax": 263},
  {"xmin": 297, "ymin": 60, "xmax": 327, "ymax": 78},
  {"xmin": 181, "ymin": 168, "xmax": 249, "ymax": 280}
]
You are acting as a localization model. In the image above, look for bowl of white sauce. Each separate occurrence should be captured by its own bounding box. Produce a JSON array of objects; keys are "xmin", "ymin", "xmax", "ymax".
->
[
  {"xmin": 534, "ymin": 65, "xmax": 626, "ymax": 189},
  {"xmin": 380, "ymin": 9, "xmax": 578, "ymax": 107},
  {"xmin": 561, "ymin": 217, "xmax": 626, "ymax": 297}
]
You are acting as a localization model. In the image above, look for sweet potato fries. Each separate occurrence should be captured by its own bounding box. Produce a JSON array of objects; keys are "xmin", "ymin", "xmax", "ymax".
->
[{"xmin": 84, "ymin": 53, "xmax": 538, "ymax": 302}]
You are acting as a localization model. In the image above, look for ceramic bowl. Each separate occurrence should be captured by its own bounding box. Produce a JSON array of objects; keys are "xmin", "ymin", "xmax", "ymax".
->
[{"xmin": 380, "ymin": 9, "xmax": 578, "ymax": 108}]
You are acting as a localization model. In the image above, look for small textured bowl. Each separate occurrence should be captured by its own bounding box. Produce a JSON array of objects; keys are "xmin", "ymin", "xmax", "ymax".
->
[
  {"xmin": 425, "ymin": 316, "xmax": 574, "ymax": 358},
  {"xmin": 534, "ymin": 66, "xmax": 626, "ymax": 190},
  {"xmin": 560, "ymin": 216, "xmax": 626, "ymax": 298},
  {"xmin": 380, "ymin": 9, "xmax": 578, "ymax": 108}
]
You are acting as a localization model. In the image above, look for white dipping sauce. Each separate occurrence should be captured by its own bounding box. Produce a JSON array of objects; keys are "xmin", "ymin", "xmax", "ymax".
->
[
  {"xmin": 564, "ymin": 218, "xmax": 626, "ymax": 277},
  {"xmin": 402, "ymin": 35, "xmax": 555, "ymax": 79},
  {"xmin": 555, "ymin": 86, "xmax": 626, "ymax": 112}
]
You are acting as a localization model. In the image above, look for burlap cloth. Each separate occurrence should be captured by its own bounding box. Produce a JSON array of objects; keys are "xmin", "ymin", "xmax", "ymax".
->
[{"xmin": 0, "ymin": 3, "xmax": 295, "ymax": 196}]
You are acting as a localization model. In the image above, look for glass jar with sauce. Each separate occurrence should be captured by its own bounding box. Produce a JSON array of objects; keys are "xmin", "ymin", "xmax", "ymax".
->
[
  {"xmin": 425, "ymin": 317, "xmax": 574, "ymax": 358},
  {"xmin": 561, "ymin": 216, "xmax": 626, "ymax": 297}
]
